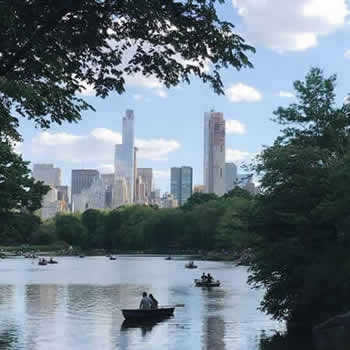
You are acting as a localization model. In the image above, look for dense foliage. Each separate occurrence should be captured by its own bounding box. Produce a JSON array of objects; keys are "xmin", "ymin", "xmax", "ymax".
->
[
  {"xmin": 0, "ymin": 139, "xmax": 49, "ymax": 244},
  {"xmin": 248, "ymin": 68, "xmax": 350, "ymax": 330},
  {"xmin": 0, "ymin": 0, "xmax": 254, "ymax": 141},
  {"xmin": 3, "ymin": 189, "xmax": 254, "ymax": 254}
]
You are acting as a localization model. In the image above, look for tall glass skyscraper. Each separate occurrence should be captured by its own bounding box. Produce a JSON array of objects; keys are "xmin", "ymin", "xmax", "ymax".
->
[
  {"xmin": 171, "ymin": 166, "xmax": 193, "ymax": 206},
  {"xmin": 225, "ymin": 162, "xmax": 237, "ymax": 193},
  {"xmin": 203, "ymin": 111, "xmax": 226, "ymax": 196},
  {"xmin": 114, "ymin": 109, "xmax": 135, "ymax": 204}
]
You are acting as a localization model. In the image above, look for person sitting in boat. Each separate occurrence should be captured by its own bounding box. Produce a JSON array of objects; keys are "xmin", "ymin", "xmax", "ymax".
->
[
  {"xmin": 149, "ymin": 294, "xmax": 158, "ymax": 309},
  {"xmin": 49, "ymin": 257, "xmax": 54, "ymax": 263},
  {"xmin": 207, "ymin": 273, "xmax": 213, "ymax": 283},
  {"xmin": 139, "ymin": 292, "xmax": 152, "ymax": 310},
  {"xmin": 201, "ymin": 272, "xmax": 207, "ymax": 281}
]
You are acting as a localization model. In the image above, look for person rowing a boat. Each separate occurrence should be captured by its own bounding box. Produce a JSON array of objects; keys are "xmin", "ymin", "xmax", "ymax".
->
[
  {"xmin": 201, "ymin": 272, "xmax": 207, "ymax": 281},
  {"xmin": 139, "ymin": 292, "xmax": 152, "ymax": 310},
  {"xmin": 207, "ymin": 273, "xmax": 213, "ymax": 283},
  {"xmin": 149, "ymin": 294, "xmax": 158, "ymax": 309}
]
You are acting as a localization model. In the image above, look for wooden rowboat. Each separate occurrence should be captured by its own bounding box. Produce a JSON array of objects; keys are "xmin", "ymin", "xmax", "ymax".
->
[
  {"xmin": 122, "ymin": 307, "xmax": 175, "ymax": 321},
  {"xmin": 185, "ymin": 263, "xmax": 197, "ymax": 268},
  {"xmin": 194, "ymin": 279, "xmax": 220, "ymax": 287}
]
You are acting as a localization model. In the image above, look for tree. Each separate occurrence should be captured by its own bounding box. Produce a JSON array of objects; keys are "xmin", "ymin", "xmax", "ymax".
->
[
  {"xmin": 216, "ymin": 197, "xmax": 253, "ymax": 252},
  {"xmin": 0, "ymin": 140, "xmax": 49, "ymax": 237},
  {"xmin": 184, "ymin": 199, "xmax": 226, "ymax": 248},
  {"xmin": 0, "ymin": 0, "xmax": 254, "ymax": 140},
  {"xmin": 248, "ymin": 68, "xmax": 350, "ymax": 330},
  {"xmin": 55, "ymin": 214, "xmax": 87, "ymax": 246},
  {"xmin": 181, "ymin": 192, "xmax": 218, "ymax": 211},
  {"xmin": 223, "ymin": 187, "xmax": 252, "ymax": 200}
]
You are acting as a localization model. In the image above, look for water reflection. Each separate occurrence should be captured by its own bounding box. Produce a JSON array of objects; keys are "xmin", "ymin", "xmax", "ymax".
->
[
  {"xmin": 202, "ymin": 288, "xmax": 227, "ymax": 350},
  {"xmin": 121, "ymin": 318, "xmax": 171, "ymax": 337},
  {"xmin": 0, "ymin": 325, "xmax": 19, "ymax": 349},
  {"xmin": 0, "ymin": 257, "xmax": 296, "ymax": 350},
  {"xmin": 259, "ymin": 331, "xmax": 313, "ymax": 350}
]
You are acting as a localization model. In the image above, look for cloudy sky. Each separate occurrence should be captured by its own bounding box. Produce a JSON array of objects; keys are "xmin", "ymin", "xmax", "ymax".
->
[{"xmin": 18, "ymin": 0, "xmax": 350, "ymax": 193}]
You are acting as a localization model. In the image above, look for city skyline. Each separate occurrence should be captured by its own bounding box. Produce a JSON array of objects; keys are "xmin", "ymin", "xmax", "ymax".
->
[{"xmin": 18, "ymin": 1, "xmax": 350, "ymax": 193}]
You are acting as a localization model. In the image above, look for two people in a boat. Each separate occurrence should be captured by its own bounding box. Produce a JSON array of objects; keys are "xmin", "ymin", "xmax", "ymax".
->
[
  {"xmin": 188, "ymin": 261, "xmax": 195, "ymax": 266},
  {"xmin": 139, "ymin": 292, "xmax": 158, "ymax": 309},
  {"xmin": 201, "ymin": 272, "xmax": 213, "ymax": 283}
]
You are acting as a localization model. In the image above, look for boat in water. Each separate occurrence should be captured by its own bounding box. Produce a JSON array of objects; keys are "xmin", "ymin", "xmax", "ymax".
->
[
  {"xmin": 109, "ymin": 256, "xmax": 117, "ymax": 260},
  {"xmin": 122, "ymin": 307, "xmax": 175, "ymax": 321},
  {"xmin": 194, "ymin": 279, "xmax": 220, "ymax": 287},
  {"xmin": 185, "ymin": 262, "xmax": 197, "ymax": 269},
  {"xmin": 38, "ymin": 259, "xmax": 48, "ymax": 266},
  {"xmin": 47, "ymin": 259, "xmax": 58, "ymax": 264},
  {"xmin": 165, "ymin": 256, "xmax": 172, "ymax": 260}
]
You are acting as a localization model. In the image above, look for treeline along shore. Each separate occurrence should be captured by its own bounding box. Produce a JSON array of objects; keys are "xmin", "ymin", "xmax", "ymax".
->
[{"xmin": 1, "ymin": 189, "xmax": 254, "ymax": 259}]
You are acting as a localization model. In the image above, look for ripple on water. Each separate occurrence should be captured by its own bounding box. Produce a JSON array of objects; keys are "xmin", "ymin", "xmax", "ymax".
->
[{"xmin": 0, "ymin": 257, "xmax": 285, "ymax": 350}]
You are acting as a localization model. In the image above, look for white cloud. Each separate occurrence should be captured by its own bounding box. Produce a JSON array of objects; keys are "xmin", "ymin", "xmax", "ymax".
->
[
  {"xmin": 278, "ymin": 91, "xmax": 294, "ymax": 98},
  {"xmin": 78, "ymin": 80, "xmax": 96, "ymax": 96},
  {"xmin": 137, "ymin": 138, "xmax": 180, "ymax": 161},
  {"xmin": 155, "ymin": 89, "xmax": 168, "ymax": 98},
  {"xmin": 97, "ymin": 164, "xmax": 114, "ymax": 174},
  {"xmin": 226, "ymin": 120, "xmax": 246, "ymax": 134},
  {"xmin": 32, "ymin": 128, "xmax": 180, "ymax": 163},
  {"xmin": 132, "ymin": 94, "xmax": 151, "ymax": 103},
  {"xmin": 133, "ymin": 94, "xmax": 143, "ymax": 101},
  {"xmin": 125, "ymin": 74, "xmax": 163, "ymax": 90},
  {"xmin": 232, "ymin": 0, "xmax": 349, "ymax": 52},
  {"xmin": 344, "ymin": 49, "xmax": 350, "ymax": 59},
  {"xmin": 226, "ymin": 148, "xmax": 252, "ymax": 162},
  {"xmin": 225, "ymin": 83, "xmax": 262, "ymax": 103}
]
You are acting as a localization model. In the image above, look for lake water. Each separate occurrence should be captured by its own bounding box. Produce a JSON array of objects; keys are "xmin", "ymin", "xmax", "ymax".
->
[{"xmin": 0, "ymin": 256, "xmax": 285, "ymax": 350}]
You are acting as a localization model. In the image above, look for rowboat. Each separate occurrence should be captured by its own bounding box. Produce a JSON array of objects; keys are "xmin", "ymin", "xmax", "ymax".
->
[
  {"xmin": 165, "ymin": 256, "xmax": 172, "ymax": 260},
  {"xmin": 38, "ymin": 260, "xmax": 47, "ymax": 266},
  {"xmin": 109, "ymin": 256, "xmax": 117, "ymax": 260},
  {"xmin": 185, "ymin": 263, "xmax": 197, "ymax": 268},
  {"xmin": 122, "ymin": 307, "xmax": 175, "ymax": 321},
  {"xmin": 47, "ymin": 260, "xmax": 58, "ymax": 264},
  {"xmin": 194, "ymin": 279, "xmax": 220, "ymax": 287}
]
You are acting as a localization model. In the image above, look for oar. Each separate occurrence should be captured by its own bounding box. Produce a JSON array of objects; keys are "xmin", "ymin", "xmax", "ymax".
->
[{"xmin": 159, "ymin": 304, "xmax": 185, "ymax": 308}]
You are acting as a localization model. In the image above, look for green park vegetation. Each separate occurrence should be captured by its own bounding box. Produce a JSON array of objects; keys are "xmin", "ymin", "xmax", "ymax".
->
[{"xmin": 1, "ymin": 188, "xmax": 255, "ymax": 256}]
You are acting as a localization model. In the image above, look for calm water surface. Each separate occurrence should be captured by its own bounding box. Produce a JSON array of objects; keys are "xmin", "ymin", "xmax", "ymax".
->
[{"xmin": 0, "ymin": 256, "xmax": 284, "ymax": 350}]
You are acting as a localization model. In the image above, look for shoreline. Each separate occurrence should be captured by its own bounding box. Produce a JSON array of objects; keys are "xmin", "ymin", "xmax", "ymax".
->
[{"xmin": 0, "ymin": 246, "xmax": 250, "ymax": 265}]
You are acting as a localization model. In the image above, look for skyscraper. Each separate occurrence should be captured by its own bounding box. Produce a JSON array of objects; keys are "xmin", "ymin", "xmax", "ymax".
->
[
  {"xmin": 170, "ymin": 167, "xmax": 181, "ymax": 203},
  {"xmin": 203, "ymin": 111, "xmax": 226, "ymax": 196},
  {"xmin": 225, "ymin": 162, "xmax": 237, "ymax": 193},
  {"xmin": 137, "ymin": 168, "xmax": 153, "ymax": 204},
  {"xmin": 114, "ymin": 109, "xmax": 135, "ymax": 204},
  {"xmin": 71, "ymin": 169, "xmax": 99, "ymax": 195},
  {"xmin": 171, "ymin": 166, "xmax": 193, "ymax": 206},
  {"xmin": 33, "ymin": 164, "xmax": 61, "ymax": 187}
]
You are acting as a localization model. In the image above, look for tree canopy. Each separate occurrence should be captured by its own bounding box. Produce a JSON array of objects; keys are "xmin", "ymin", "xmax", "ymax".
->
[
  {"xmin": 248, "ymin": 68, "xmax": 350, "ymax": 329},
  {"xmin": 0, "ymin": 0, "xmax": 254, "ymax": 140}
]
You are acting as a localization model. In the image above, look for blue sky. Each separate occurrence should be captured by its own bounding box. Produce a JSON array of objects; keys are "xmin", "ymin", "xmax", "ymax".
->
[{"xmin": 17, "ymin": 0, "xmax": 350, "ymax": 193}]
